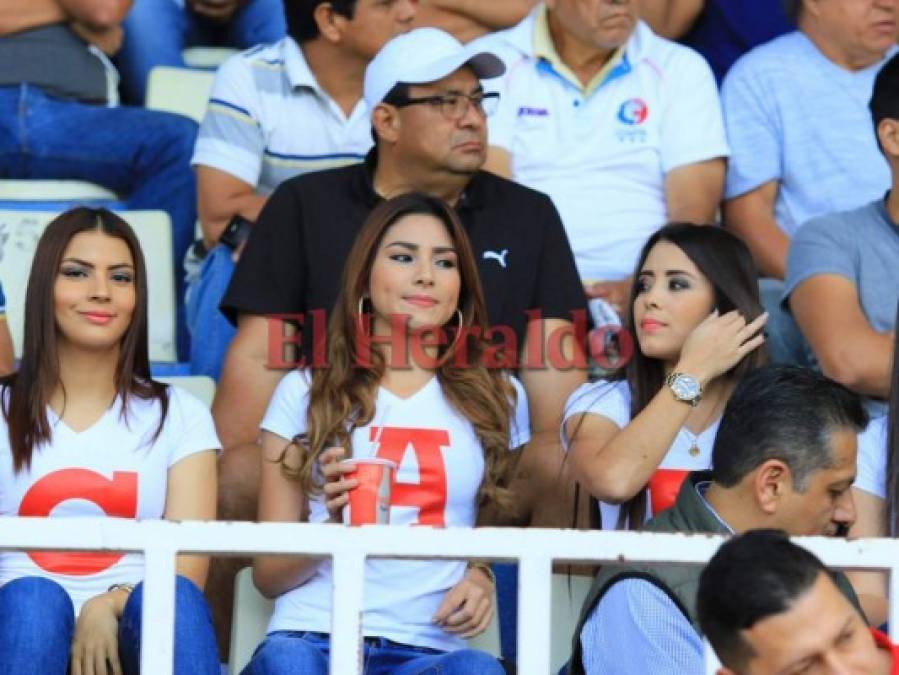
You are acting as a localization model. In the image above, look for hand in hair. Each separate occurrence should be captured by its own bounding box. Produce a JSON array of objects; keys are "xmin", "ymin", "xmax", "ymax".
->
[
  {"xmin": 71, "ymin": 593, "xmax": 123, "ymax": 675},
  {"xmin": 319, "ymin": 446, "xmax": 359, "ymax": 524},
  {"xmin": 677, "ymin": 309, "xmax": 768, "ymax": 386},
  {"xmin": 431, "ymin": 566, "xmax": 495, "ymax": 638}
]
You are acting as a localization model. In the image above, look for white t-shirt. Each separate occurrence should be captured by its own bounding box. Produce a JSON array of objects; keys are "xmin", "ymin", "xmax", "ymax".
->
[
  {"xmin": 854, "ymin": 415, "xmax": 888, "ymax": 500},
  {"xmin": 483, "ymin": 11, "xmax": 729, "ymax": 281},
  {"xmin": 0, "ymin": 386, "xmax": 220, "ymax": 615},
  {"xmin": 260, "ymin": 369, "xmax": 530, "ymax": 652},
  {"xmin": 563, "ymin": 380, "xmax": 719, "ymax": 528}
]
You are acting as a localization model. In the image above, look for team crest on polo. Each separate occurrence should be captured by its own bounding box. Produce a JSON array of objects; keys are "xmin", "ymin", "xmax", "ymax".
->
[
  {"xmin": 617, "ymin": 98, "xmax": 649, "ymax": 125},
  {"xmin": 616, "ymin": 98, "xmax": 650, "ymax": 144}
]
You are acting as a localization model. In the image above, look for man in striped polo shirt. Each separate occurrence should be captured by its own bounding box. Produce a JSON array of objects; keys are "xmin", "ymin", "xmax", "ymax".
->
[{"xmin": 187, "ymin": 0, "xmax": 417, "ymax": 379}]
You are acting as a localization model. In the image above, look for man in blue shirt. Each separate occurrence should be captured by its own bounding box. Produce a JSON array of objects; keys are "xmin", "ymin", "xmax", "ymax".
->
[
  {"xmin": 569, "ymin": 366, "xmax": 868, "ymax": 675},
  {"xmin": 785, "ymin": 52, "xmax": 899, "ymax": 411},
  {"xmin": 721, "ymin": 0, "xmax": 896, "ymax": 365}
]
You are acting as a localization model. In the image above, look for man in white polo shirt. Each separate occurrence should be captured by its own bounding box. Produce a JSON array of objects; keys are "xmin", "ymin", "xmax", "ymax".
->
[
  {"xmin": 186, "ymin": 0, "xmax": 417, "ymax": 379},
  {"xmin": 482, "ymin": 0, "xmax": 728, "ymax": 314}
]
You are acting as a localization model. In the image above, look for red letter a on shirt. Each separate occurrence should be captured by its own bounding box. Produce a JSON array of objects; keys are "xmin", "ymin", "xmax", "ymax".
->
[
  {"xmin": 373, "ymin": 428, "xmax": 449, "ymax": 526},
  {"xmin": 19, "ymin": 469, "xmax": 138, "ymax": 576}
]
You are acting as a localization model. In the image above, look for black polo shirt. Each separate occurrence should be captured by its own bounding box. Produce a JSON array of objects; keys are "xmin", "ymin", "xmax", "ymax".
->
[{"xmin": 222, "ymin": 151, "xmax": 585, "ymax": 360}]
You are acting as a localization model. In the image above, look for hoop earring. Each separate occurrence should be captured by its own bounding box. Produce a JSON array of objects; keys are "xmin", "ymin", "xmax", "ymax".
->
[
  {"xmin": 357, "ymin": 296, "xmax": 368, "ymax": 335},
  {"xmin": 446, "ymin": 308, "xmax": 465, "ymax": 355}
]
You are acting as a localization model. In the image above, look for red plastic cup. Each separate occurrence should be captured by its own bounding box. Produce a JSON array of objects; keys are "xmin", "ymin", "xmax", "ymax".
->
[
  {"xmin": 340, "ymin": 458, "xmax": 396, "ymax": 525},
  {"xmin": 648, "ymin": 469, "xmax": 690, "ymax": 516}
]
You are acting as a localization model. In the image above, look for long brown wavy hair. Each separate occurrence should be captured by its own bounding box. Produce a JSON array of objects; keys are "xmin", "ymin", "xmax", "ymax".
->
[
  {"xmin": 1, "ymin": 208, "xmax": 168, "ymax": 472},
  {"xmin": 567, "ymin": 223, "xmax": 767, "ymax": 528},
  {"xmin": 280, "ymin": 193, "xmax": 518, "ymax": 512}
]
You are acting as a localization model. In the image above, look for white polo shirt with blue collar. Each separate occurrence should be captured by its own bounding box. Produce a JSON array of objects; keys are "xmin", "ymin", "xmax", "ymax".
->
[
  {"xmin": 482, "ymin": 8, "xmax": 729, "ymax": 282},
  {"xmin": 191, "ymin": 36, "xmax": 373, "ymax": 194}
]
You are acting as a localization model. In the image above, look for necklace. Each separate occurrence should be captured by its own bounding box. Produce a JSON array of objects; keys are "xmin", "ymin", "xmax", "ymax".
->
[{"xmin": 682, "ymin": 395, "xmax": 725, "ymax": 458}]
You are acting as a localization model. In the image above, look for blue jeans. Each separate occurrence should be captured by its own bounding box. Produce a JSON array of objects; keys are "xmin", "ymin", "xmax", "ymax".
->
[
  {"xmin": 185, "ymin": 243, "xmax": 236, "ymax": 380},
  {"xmin": 242, "ymin": 631, "xmax": 505, "ymax": 675},
  {"xmin": 0, "ymin": 83, "xmax": 197, "ymax": 359},
  {"xmin": 758, "ymin": 278, "xmax": 815, "ymax": 367},
  {"xmin": 0, "ymin": 575, "xmax": 219, "ymax": 675},
  {"xmin": 118, "ymin": 0, "xmax": 287, "ymax": 103}
]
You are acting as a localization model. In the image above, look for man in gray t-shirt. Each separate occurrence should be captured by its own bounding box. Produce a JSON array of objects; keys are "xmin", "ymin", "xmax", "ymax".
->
[{"xmin": 784, "ymin": 54, "xmax": 899, "ymax": 410}]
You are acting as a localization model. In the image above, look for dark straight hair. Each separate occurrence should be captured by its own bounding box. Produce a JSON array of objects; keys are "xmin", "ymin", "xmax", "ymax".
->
[
  {"xmin": 285, "ymin": 0, "xmax": 358, "ymax": 43},
  {"xmin": 0, "ymin": 207, "xmax": 168, "ymax": 472},
  {"xmin": 616, "ymin": 223, "xmax": 766, "ymax": 527},
  {"xmin": 697, "ymin": 530, "xmax": 829, "ymax": 671},
  {"xmin": 711, "ymin": 365, "xmax": 868, "ymax": 490},
  {"xmin": 886, "ymin": 302, "xmax": 899, "ymax": 536}
]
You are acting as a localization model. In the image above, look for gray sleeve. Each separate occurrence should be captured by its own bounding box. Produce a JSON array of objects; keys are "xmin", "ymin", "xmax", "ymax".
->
[{"xmin": 783, "ymin": 213, "xmax": 858, "ymax": 304}]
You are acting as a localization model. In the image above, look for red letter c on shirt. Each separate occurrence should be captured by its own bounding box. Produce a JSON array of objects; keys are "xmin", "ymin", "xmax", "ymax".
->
[{"xmin": 19, "ymin": 469, "xmax": 138, "ymax": 576}]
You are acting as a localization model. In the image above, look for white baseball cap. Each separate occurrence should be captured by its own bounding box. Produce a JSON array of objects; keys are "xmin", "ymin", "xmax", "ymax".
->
[{"xmin": 363, "ymin": 28, "xmax": 506, "ymax": 111}]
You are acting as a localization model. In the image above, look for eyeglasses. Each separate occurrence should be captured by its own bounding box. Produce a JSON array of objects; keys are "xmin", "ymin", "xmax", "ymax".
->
[{"xmin": 389, "ymin": 91, "xmax": 500, "ymax": 120}]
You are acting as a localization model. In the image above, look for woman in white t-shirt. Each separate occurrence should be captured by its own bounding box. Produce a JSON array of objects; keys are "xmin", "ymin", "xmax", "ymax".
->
[
  {"xmin": 0, "ymin": 208, "xmax": 220, "ymax": 675},
  {"xmin": 244, "ymin": 193, "xmax": 529, "ymax": 675},
  {"xmin": 564, "ymin": 223, "xmax": 767, "ymax": 529}
]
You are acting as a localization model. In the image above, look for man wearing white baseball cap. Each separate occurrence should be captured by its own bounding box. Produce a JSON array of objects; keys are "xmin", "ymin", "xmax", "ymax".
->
[
  {"xmin": 363, "ymin": 26, "xmax": 506, "ymax": 109},
  {"xmin": 215, "ymin": 26, "xmax": 588, "ymax": 565}
]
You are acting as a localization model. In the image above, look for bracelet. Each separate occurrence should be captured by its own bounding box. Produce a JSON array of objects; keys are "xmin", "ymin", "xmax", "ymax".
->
[
  {"xmin": 467, "ymin": 562, "xmax": 496, "ymax": 586},
  {"xmin": 107, "ymin": 583, "xmax": 135, "ymax": 596}
]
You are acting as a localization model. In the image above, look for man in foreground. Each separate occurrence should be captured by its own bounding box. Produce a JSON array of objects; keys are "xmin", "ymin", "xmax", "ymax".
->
[{"xmin": 698, "ymin": 529, "xmax": 899, "ymax": 675}]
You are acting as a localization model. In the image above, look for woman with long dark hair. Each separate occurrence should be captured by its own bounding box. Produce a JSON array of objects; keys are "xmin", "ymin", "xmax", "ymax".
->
[
  {"xmin": 244, "ymin": 193, "xmax": 527, "ymax": 674},
  {"xmin": 565, "ymin": 223, "xmax": 767, "ymax": 529},
  {"xmin": 0, "ymin": 208, "xmax": 219, "ymax": 674}
]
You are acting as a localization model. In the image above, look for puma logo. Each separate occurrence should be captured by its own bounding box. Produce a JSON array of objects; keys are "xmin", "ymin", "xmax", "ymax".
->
[{"xmin": 482, "ymin": 249, "xmax": 509, "ymax": 268}]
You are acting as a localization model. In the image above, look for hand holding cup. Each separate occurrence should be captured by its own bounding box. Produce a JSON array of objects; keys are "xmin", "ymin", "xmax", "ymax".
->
[{"xmin": 320, "ymin": 446, "xmax": 358, "ymax": 523}]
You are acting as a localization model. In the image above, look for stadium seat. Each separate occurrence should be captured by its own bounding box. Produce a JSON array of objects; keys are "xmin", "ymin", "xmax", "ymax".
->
[
  {"xmin": 550, "ymin": 573, "xmax": 593, "ymax": 673},
  {"xmin": 146, "ymin": 66, "xmax": 216, "ymax": 123},
  {"xmin": 156, "ymin": 375, "xmax": 216, "ymax": 406},
  {"xmin": 0, "ymin": 180, "xmax": 119, "ymax": 203},
  {"xmin": 0, "ymin": 209, "xmax": 177, "ymax": 363},
  {"xmin": 228, "ymin": 565, "xmax": 502, "ymax": 675},
  {"xmin": 182, "ymin": 46, "xmax": 238, "ymax": 69}
]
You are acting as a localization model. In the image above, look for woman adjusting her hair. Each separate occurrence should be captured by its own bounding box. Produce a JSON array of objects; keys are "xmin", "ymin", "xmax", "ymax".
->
[
  {"xmin": 565, "ymin": 223, "xmax": 768, "ymax": 529},
  {"xmin": 246, "ymin": 193, "xmax": 528, "ymax": 675},
  {"xmin": 0, "ymin": 208, "xmax": 220, "ymax": 675}
]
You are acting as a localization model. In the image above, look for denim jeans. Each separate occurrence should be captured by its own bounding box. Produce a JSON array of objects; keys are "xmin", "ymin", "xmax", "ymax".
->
[
  {"xmin": 0, "ymin": 575, "xmax": 219, "ymax": 675},
  {"xmin": 0, "ymin": 83, "xmax": 197, "ymax": 359},
  {"xmin": 758, "ymin": 278, "xmax": 815, "ymax": 367},
  {"xmin": 242, "ymin": 631, "xmax": 506, "ymax": 675},
  {"xmin": 185, "ymin": 242, "xmax": 236, "ymax": 380},
  {"xmin": 118, "ymin": 0, "xmax": 287, "ymax": 103}
]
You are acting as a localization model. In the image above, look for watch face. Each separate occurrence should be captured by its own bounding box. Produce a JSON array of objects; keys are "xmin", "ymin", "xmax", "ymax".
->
[{"xmin": 672, "ymin": 375, "xmax": 701, "ymax": 401}]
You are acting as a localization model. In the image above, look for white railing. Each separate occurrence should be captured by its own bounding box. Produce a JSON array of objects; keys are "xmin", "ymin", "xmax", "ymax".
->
[{"xmin": 0, "ymin": 517, "xmax": 897, "ymax": 675}]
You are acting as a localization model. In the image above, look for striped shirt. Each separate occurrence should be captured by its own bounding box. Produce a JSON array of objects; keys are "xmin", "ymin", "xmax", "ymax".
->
[{"xmin": 191, "ymin": 36, "xmax": 372, "ymax": 194}]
